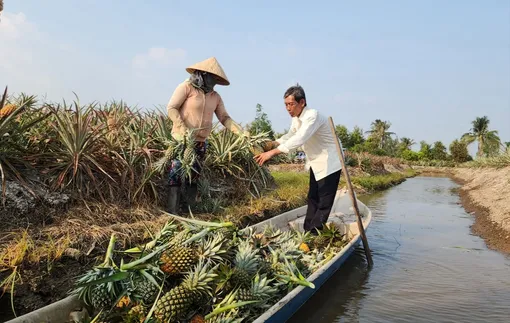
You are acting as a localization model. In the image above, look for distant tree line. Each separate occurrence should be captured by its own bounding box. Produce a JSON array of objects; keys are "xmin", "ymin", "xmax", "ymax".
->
[{"xmin": 247, "ymin": 104, "xmax": 508, "ymax": 164}]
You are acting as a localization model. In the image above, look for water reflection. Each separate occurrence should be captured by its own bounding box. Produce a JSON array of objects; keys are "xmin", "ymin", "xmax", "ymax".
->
[{"xmin": 289, "ymin": 176, "xmax": 510, "ymax": 323}]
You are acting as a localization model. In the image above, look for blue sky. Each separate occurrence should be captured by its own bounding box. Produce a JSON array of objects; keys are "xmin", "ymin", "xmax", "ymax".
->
[{"xmin": 1, "ymin": 0, "xmax": 509, "ymax": 155}]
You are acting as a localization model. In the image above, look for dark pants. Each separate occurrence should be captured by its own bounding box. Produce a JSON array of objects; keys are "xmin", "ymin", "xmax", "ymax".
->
[{"xmin": 304, "ymin": 169, "xmax": 341, "ymax": 233}]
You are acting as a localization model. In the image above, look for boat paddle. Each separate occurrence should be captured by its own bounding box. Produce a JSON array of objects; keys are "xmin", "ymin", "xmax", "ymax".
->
[{"xmin": 328, "ymin": 117, "xmax": 374, "ymax": 268}]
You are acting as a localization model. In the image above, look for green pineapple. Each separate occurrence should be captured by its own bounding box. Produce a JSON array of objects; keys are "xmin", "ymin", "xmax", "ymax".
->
[
  {"xmin": 235, "ymin": 274, "xmax": 276, "ymax": 304},
  {"xmin": 91, "ymin": 284, "xmax": 113, "ymax": 310},
  {"xmin": 230, "ymin": 240, "xmax": 260, "ymax": 288},
  {"xmin": 311, "ymin": 222, "xmax": 344, "ymax": 250},
  {"xmin": 154, "ymin": 260, "xmax": 217, "ymax": 322},
  {"xmin": 133, "ymin": 279, "xmax": 158, "ymax": 305},
  {"xmin": 182, "ymin": 145, "xmax": 195, "ymax": 165}
]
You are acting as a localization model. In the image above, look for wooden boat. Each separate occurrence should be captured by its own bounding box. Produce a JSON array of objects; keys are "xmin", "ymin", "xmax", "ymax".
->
[{"xmin": 6, "ymin": 189, "xmax": 372, "ymax": 323}]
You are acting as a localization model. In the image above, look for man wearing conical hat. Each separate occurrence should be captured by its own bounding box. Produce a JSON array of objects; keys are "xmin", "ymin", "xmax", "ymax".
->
[{"xmin": 165, "ymin": 57, "xmax": 245, "ymax": 213}]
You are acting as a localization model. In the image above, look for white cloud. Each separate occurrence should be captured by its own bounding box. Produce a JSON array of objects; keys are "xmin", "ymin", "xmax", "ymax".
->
[
  {"xmin": 0, "ymin": 12, "xmax": 39, "ymax": 40},
  {"xmin": 132, "ymin": 47, "xmax": 187, "ymax": 69}
]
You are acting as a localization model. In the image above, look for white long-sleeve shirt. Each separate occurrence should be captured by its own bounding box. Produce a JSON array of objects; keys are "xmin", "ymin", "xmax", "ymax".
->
[{"xmin": 276, "ymin": 107, "xmax": 342, "ymax": 181}]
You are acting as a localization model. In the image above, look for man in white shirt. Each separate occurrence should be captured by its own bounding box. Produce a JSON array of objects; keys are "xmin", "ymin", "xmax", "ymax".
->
[{"xmin": 254, "ymin": 85, "xmax": 342, "ymax": 234}]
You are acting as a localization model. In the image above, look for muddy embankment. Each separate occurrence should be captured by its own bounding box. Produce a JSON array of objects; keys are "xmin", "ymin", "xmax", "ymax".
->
[{"xmin": 416, "ymin": 166, "xmax": 510, "ymax": 255}]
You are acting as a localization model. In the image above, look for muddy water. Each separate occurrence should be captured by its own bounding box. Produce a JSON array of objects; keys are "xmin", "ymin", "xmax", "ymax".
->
[{"xmin": 289, "ymin": 176, "xmax": 510, "ymax": 323}]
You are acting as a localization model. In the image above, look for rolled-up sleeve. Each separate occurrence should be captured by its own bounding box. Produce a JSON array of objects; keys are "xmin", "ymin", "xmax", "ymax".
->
[
  {"xmin": 278, "ymin": 111, "xmax": 320, "ymax": 153},
  {"xmin": 167, "ymin": 82, "xmax": 190, "ymax": 133}
]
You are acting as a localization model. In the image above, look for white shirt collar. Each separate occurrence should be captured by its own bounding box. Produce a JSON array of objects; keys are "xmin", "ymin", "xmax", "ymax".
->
[{"xmin": 296, "ymin": 106, "xmax": 308, "ymax": 121}]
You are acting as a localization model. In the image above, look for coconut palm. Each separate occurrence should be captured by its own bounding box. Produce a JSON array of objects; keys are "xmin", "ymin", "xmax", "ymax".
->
[
  {"xmin": 400, "ymin": 137, "xmax": 415, "ymax": 150},
  {"xmin": 461, "ymin": 116, "xmax": 501, "ymax": 158},
  {"xmin": 365, "ymin": 119, "xmax": 395, "ymax": 149}
]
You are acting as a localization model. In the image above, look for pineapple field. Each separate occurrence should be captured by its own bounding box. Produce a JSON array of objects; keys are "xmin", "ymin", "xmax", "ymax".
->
[{"xmin": 0, "ymin": 89, "xmax": 415, "ymax": 320}]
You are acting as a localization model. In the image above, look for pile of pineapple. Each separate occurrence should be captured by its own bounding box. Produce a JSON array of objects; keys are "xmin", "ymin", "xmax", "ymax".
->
[{"xmin": 72, "ymin": 215, "xmax": 347, "ymax": 323}]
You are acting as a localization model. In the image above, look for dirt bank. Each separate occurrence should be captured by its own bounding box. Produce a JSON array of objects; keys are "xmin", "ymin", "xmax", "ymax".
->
[{"xmin": 452, "ymin": 167, "xmax": 510, "ymax": 255}]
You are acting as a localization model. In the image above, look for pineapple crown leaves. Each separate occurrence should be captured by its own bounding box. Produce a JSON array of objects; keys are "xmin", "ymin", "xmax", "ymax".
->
[
  {"xmin": 234, "ymin": 240, "xmax": 261, "ymax": 273},
  {"xmin": 205, "ymin": 289, "xmax": 256, "ymax": 322},
  {"xmin": 181, "ymin": 260, "xmax": 219, "ymax": 295},
  {"xmin": 273, "ymin": 257, "xmax": 315, "ymax": 290},
  {"xmin": 197, "ymin": 233, "xmax": 230, "ymax": 263},
  {"xmin": 248, "ymin": 274, "xmax": 277, "ymax": 301}
]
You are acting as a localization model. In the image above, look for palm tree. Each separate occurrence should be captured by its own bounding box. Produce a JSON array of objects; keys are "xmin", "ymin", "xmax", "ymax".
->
[
  {"xmin": 0, "ymin": 0, "xmax": 4, "ymax": 14},
  {"xmin": 461, "ymin": 116, "xmax": 501, "ymax": 158},
  {"xmin": 400, "ymin": 137, "xmax": 415, "ymax": 150},
  {"xmin": 365, "ymin": 119, "xmax": 395, "ymax": 149}
]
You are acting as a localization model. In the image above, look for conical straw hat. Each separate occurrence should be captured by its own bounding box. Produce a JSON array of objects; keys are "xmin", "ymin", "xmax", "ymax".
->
[{"xmin": 186, "ymin": 57, "xmax": 230, "ymax": 86}]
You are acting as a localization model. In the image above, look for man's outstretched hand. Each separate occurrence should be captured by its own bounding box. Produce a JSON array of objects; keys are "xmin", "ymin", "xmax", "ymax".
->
[{"xmin": 254, "ymin": 149, "xmax": 279, "ymax": 166}]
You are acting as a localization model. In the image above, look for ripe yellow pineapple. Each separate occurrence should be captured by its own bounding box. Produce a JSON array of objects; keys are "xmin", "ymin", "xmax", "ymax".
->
[
  {"xmin": 154, "ymin": 261, "xmax": 217, "ymax": 322},
  {"xmin": 0, "ymin": 103, "xmax": 16, "ymax": 117},
  {"xmin": 126, "ymin": 304, "xmax": 147, "ymax": 323},
  {"xmin": 116, "ymin": 295, "xmax": 130, "ymax": 308},
  {"xmin": 299, "ymin": 243, "xmax": 310, "ymax": 253},
  {"xmin": 159, "ymin": 246, "xmax": 198, "ymax": 275}
]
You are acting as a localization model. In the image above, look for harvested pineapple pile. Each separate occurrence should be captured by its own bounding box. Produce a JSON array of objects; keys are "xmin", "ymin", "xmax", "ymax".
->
[{"xmin": 72, "ymin": 214, "xmax": 347, "ymax": 322}]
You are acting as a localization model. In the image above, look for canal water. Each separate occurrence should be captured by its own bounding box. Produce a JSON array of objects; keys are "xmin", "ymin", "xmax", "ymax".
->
[{"xmin": 289, "ymin": 176, "xmax": 510, "ymax": 323}]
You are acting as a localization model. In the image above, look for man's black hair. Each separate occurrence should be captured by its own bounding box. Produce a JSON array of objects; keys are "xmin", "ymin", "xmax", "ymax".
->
[{"xmin": 284, "ymin": 84, "xmax": 307, "ymax": 107}]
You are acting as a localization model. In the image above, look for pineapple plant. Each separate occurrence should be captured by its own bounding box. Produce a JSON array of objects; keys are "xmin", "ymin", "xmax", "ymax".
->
[{"xmin": 154, "ymin": 260, "xmax": 218, "ymax": 322}]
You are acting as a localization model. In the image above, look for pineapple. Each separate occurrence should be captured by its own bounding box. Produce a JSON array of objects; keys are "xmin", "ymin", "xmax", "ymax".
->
[
  {"xmin": 299, "ymin": 243, "xmax": 310, "ymax": 253},
  {"xmin": 311, "ymin": 223, "xmax": 344, "ymax": 250},
  {"xmin": 116, "ymin": 295, "xmax": 130, "ymax": 308},
  {"xmin": 133, "ymin": 279, "xmax": 158, "ymax": 304},
  {"xmin": 235, "ymin": 274, "xmax": 276, "ymax": 304},
  {"xmin": 230, "ymin": 240, "xmax": 260, "ymax": 288},
  {"xmin": 182, "ymin": 145, "xmax": 196, "ymax": 166},
  {"xmin": 191, "ymin": 314, "xmax": 207, "ymax": 323},
  {"xmin": 197, "ymin": 233, "xmax": 230, "ymax": 264},
  {"xmin": 154, "ymin": 261, "xmax": 218, "ymax": 322},
  {"xmin": 159, "ymin": 246, "xmax": 198, "ymax": 275},
  {"xmin": 91, "ymin": 284, "xmax": 113, "ymax": 311},
  {"xmin": 125, "ymin": 304, "xmax": 147, "ymax": 323},
  {"xmin": 0, "ymin": 103, "xmax": 16, "ymax": 117}
]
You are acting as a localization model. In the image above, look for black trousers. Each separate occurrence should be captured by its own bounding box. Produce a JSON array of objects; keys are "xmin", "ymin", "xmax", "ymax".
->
[{"xmin": 304, "ymin": 169, "xmax": 341, "ymax": 233}]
